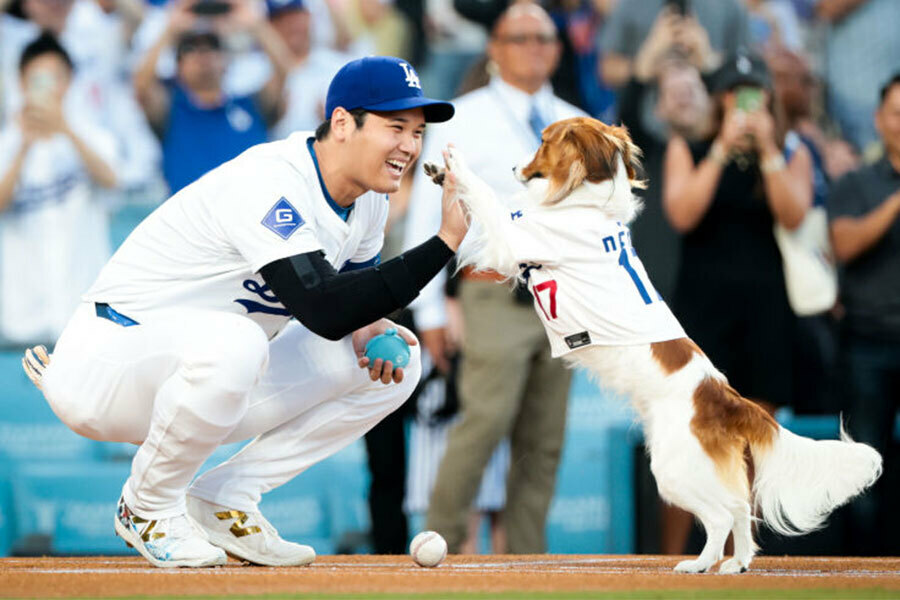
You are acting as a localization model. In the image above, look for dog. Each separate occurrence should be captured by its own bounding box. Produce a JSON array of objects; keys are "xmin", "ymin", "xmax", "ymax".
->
[{"xmin": 424, "ymin": 117, "xmax": 882, "ymax": 573}]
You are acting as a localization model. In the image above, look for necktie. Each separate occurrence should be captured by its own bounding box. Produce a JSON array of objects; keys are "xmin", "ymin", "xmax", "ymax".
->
[{"xmin": 528, "ymin": 102, "xmax": 547, "ymax": 148}]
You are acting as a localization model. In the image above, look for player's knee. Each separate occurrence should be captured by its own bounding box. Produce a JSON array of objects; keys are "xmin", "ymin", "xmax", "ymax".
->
[
  {"xmin": 186, "ymin": 315, "xmax": 270, "ymax": 392},
  {"xmin": 49, "ymin": 395, "xmax": 106, "ymax": 440}
]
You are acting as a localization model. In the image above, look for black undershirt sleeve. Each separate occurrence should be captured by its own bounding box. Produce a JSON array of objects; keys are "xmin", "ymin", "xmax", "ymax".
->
[{"xmin": 260, "ymin": 235, "xmax": 455, "ymax": 341}]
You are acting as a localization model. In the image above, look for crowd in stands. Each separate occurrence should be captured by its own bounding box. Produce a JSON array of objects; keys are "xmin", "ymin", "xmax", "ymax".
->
[{"xmin": 1, "ymin": 0, "xmax": 897, "ymax": 556}]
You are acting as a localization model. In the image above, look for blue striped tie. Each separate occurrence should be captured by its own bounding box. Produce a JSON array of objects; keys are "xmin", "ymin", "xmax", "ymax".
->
[{"xmin": 528, "ymin": 103, "xmax": 547, "ymax": 148}]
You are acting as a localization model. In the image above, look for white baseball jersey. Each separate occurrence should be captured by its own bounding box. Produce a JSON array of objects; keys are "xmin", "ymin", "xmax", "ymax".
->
[
  {"xmin": 83, "ymin": 132, "xmax": 388, "ymax": 339},
  {"xmin": 506, "ymin": 202, "xmax": 686, "ymax": 357}
]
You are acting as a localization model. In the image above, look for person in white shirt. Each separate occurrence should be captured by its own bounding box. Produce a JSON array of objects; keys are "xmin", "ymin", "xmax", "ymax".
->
[
  {"xmin": 1, "ymin": 0, "xmax": 162, "ymax": 194},
  {"xmin": 0, "ymin": 33, "xmax": 118, "ymax": 344},
  {"xmin": 265, "ymin": 0, "xmax": 350, "ymax": 140},
  {"xmin": 403, "ymin": 3, "xmax": 582, "ymax": 554},
  {"xmin": 22, "ymin": 56, "xmax": 467, "ymax": 569}
]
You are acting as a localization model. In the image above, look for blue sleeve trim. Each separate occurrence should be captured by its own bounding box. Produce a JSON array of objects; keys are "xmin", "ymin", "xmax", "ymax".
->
[{"xmin": 340, "ymin": 253, "xmax": 381, "ymax": 272}]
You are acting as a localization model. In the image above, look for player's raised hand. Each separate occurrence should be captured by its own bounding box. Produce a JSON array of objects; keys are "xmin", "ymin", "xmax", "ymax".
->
[{"xmin": 353, "ymin": 318, "xmax": 418, "ymax": 384}]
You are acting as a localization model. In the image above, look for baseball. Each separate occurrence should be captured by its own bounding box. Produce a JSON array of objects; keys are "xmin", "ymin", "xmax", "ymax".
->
[{"xmin": 409, "ymin": 531, "xmax": 447, "ymax": 568}]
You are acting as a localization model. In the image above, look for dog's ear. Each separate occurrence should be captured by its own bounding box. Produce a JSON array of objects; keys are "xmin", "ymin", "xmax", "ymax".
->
[
  {"xmin": 572, "ymin": 124, "xmax": 621, "ymax": 185},
  {"xmin": 603, "ymin": 124, "xmax": 647, "ymax": 190},
  {"xmin": 546, "ymin": 158, "xmax": 587, "ymax": 205},
  {"xmin": 614, "ymin": 126, "xmax": 648, "ymax": 189}
]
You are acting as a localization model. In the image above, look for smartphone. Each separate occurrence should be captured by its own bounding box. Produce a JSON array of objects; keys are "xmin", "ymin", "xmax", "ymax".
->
[
  {"xmin": 190, "ymin": 0, "xmax": 232, "ymax": 15},
  {"xmin": 736, "ymin": 86, "xmax": 763, "ymax": 113},
  {"xmin": 666, "ymin": 0, "xmax": 689, "ymax": 15},
  {"xmin": 26, "ymin": 70, "xmax": 58, "ymax": 107}
]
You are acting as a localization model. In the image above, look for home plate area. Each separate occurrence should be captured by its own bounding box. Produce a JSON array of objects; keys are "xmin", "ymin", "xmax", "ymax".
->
[{"xmin": 2, "ymin": 554, "xmax": 899, "ymax": 598}]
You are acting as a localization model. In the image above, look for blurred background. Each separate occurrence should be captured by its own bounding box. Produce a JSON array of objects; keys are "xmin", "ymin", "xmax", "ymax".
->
[{"xmin": 0, "ymin": 0, "xmax": 898, "ymax": 558}]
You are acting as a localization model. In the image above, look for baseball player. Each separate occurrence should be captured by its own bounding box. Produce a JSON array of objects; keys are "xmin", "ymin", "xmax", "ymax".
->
[{"xmin": 21, "ymin": 56, "xmax": 466, "ymax": 569}]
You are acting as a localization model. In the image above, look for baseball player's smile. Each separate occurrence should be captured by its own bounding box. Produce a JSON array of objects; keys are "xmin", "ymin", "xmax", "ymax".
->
[{"xmin": 386, "ymin": 159, "xmax": 407, "ymax": 177}]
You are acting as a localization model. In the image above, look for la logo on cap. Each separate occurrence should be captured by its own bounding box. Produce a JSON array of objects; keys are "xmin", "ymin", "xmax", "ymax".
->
[
  {"xmin": 737, "ymin": 55, "xmax": 752, "ymax": 75},
  {"xmin": 400, "ymin": 62, "xmax": 421, "ymax": 90}
]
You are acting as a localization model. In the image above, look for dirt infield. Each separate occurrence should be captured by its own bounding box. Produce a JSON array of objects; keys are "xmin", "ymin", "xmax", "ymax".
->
[{"xmin": 2, "ymin": 554, "xmax": 899, "ymax": 598}]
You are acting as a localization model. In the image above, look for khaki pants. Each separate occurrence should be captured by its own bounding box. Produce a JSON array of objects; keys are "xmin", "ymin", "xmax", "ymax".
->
[{"xmin": 425, "ymin": 281, "xmax": 571, "ymax": 553}]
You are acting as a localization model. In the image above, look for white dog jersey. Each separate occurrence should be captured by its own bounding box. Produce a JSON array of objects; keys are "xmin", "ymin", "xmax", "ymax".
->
[
  {"xmin": 506, "ymin": 203, "xmax": 685, "ymax": 357},
  {"xmin": 84, "ymin": 132, "xmax": 387, "ymax": 339}
]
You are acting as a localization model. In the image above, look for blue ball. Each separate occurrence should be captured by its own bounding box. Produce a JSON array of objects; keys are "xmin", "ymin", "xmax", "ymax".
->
[{"xmin": 364, "ymin": 328, "xmax": 411, "ymax": 368}]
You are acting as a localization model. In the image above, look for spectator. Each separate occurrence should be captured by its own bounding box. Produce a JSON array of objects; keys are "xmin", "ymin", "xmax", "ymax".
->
[
  {"xmin": 416, "ymin": 0, "xmax": 488, "ymax": 100},
  {"xmin": 617, "ymin": 8, "xmax": 715, "ymax": 298},
  {"xmin": 662, "ymin": 52, "xmax": 812, "ymax": 552},
  {"xmin": 744, "ymin": 0, "xmax": 803, "ymax": 51},
  {"xmin": 827, "ymin": 73, "xmax": 900, "ymax": 556},
  {"xmin": 0, "ymin": 33, "xmax": 118, "ymax": 343},
  {"xmin": 405, "ymin": 3, "xmax": 580, "ymax": 554},
  {"xmin": 816, "ymin": 0, "xmax": 900, "ymax": 154},
  {"xmin": 599, "ymin": 0, "xmax": 749, "ymax": 89},
  {"xmin": 1, "ymin": 0, "xmax": 162, "ymax": 196},
  {"xmin": 664, "ymin": 51, "xmax": 812, "ymax": 407},
  {"xmin": 133, "ymin": 0, "xmax": 292, "ymax": 194},
  {"xmin": 265, "ymin": 0, "xmax": 348, "ymax": 140}
]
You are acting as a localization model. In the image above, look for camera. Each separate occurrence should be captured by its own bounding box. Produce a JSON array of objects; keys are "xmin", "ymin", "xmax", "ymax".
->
[{"xmin": 190, "ymin": 0, "xmax": 232, "ymax": 15}]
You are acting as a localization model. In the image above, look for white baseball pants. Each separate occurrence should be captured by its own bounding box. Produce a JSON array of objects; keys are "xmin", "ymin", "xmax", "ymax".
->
[{"xmin": 41, "ymin": 302, "xmax": 420, "ymax": 519}]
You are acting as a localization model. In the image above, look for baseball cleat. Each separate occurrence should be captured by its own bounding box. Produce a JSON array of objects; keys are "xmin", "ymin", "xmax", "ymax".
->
[
  {"xmin": 22, "ymin": 345, "xmax": 50, "ymax": 390},
  {"xmin": 114, "ymin": 496, "xmax": 227, "ymax": 568},
  {"xmin": 186, "ymin": 495, "xmax": 316, "ymax": 567}
]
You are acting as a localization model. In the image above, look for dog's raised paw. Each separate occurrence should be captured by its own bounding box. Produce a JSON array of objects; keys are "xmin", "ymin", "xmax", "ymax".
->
[{"xmin": 422, "ymin": 161, "xmax": 445, "ymax": 186}]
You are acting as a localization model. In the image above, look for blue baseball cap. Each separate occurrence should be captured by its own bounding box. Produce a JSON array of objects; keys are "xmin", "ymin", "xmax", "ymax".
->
[
  {"xmin": 266, "ymin": 0, "xmax": 305, "ymax": 17},
  {"xmin": 325, "ymin": 56, "xmax": 455, "ymax": 123}
]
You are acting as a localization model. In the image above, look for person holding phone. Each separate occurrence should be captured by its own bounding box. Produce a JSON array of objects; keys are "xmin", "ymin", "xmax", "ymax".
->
[
  {"xmin": 133, "ymin": 0, "xmax": 293, "ymax": 194},
  {"xmin": 598, "ymin": 0, "xmax": 750, "ymax": 89},
  {"xmin": 660, "ymin": 52, "xmax": 813, "ymax": 552},
  {"xmin": 0, "ymin": 33, "xmax": 119, "ymax": 343}
]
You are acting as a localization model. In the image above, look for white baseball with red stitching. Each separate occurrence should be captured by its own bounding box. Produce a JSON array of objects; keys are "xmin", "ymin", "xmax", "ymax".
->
[{"xmin": 409, "ymin": 531, "xmax": 447, "ymax": 568}]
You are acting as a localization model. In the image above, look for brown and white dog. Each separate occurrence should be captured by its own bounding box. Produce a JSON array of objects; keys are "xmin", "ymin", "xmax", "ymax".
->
[{"xmin": 425, "ymin": 117, "xmax": 881, "ymax": 573}]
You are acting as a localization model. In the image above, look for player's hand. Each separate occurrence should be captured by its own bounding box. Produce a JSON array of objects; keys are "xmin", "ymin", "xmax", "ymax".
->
[{"xmin": 353, "ymin": 318, "xmax": 418, "ymax": 384}]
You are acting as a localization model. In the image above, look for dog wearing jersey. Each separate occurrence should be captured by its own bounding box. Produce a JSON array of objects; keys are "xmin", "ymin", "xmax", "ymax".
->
[{"xmin": 423, "ymin": 117, "xmax": 882, "ymax": 574}]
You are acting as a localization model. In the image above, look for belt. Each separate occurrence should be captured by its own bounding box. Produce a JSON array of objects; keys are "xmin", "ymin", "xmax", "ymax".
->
[
  {"xmin": 95, "ymin": 303, "xmax": 140, "ymax": 327},
  {"xmin": 460, "ymin": 266, "xmax": 507, "ymax": 283}
]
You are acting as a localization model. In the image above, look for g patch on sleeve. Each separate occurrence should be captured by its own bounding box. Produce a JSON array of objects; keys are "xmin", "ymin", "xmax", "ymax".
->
[{"xmin": 262, "ymin": 197, "xmax": 305, "ymax": 240}]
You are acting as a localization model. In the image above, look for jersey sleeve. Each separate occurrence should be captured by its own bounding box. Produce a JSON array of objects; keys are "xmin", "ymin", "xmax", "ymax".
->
[
  {"xmin": 349, "ymin": 193, "xmax": 389, "ymax": 264},
  {"xmin": 215, "ymin": 159, "xmax": 324, "ymax": 272}
]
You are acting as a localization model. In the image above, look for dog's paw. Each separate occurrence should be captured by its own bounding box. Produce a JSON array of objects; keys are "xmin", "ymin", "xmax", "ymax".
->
[
  {"xmin": 422, "ymin": 161, "xmax": 445, "ymax": 186},
  {"xmin": 717, "ymin": 558, "xmax": 749, "ymax": 574},
  {"xmin": 673, "ymin": 558, "xmax": 711, "ymax": 574}
]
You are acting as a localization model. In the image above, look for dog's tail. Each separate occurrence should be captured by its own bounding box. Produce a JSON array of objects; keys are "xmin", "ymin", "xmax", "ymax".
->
[{"xmin": 750, "ymin": 420, "xmax": 882, "ymax": 535}]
